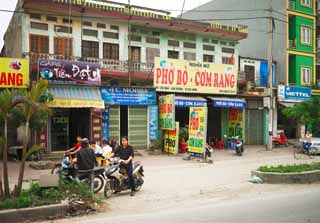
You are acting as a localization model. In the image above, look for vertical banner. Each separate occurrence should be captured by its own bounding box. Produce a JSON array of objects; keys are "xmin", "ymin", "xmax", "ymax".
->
[
  {"xmin": 148, "ymin": 105, "xmax": 158, "ymax": 140},
  {"xmin": 159, "ymin": 94, "xmax": 175, "ymax": 130},
  {"xmin": 228, "ymin": 109, "xmax": 243, "ymax": 138},
  {"xmin": 102, "ymin": 106, "xmax": 110, "ymax": 141},
  {"xmin": 164, "ymin": 122, "xmax": 179, "ymax": 154},
  {"xmin": 91, "ymin": 109, "xmax": 102, "ymax": 144},
  {"xmin": 188, "ymin": 107, "xmax": 207, "ymax": 157}
]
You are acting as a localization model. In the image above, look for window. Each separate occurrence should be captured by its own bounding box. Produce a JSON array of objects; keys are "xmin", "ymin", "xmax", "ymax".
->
[
  {"xmin": 103, "ymin": 31, "xmax": 119, "ymax": 39},
  {"xmin": 97, "ymin": 23, "xmax": 106, "ymax": 29},
  {"xmin": 220, "ymin": 41, "xmax": 227, "ymax": 45},
  {"xmin": 129, "ymin": 46, "xmax": 141, "ymax": 63},
  {"xmin": 168, "ymin": 40, "xmax": 179, "ymax": 47},
  {"xmin": 82, "ymin": 40, "xmax": 99, "ymax": 58},
  {"xmin": 229, "ymin": 42, "xmax": 236, "ymax": 47},
  {"xmin": 110, "ymin": 25, "xmax": 119, "ymax": 31},
  {"xmin": 30, "ymin": 22, "xmax": 48, "ymax": 30},
  {"xmin": 222, "ymin": 47, "xmax": 235, "ymax": 54},
  {"xmin": 54, "ymin": 25, "xmax": 72, "ymax": 33},
  {"xmin": 63, "ymin": 18, "xmax": 72, "ymax": 24},
  {"xmin": 244, "ymin": 65, "xmax": 255, "ymax": 81},
  {"xmin": 146, "ymin": 37, "xmax": 160, "ymax": 44},
  {"xmin": 152, "ymin": 31, "xmax": 160, "ymax": 36},
  {"xmin": 203, "ymin": 38, "xmax": 209, "ymax": 43},
  {"xmin": 301, "ymin": 67, "xmax": 311, "ymax": 84},
  {"xmin": 54, "ymin": 37, "xmax": 73, "ymax": 58},
  {"xmin": 301, "ymin": 0, "xmax": 311, "ymax": 7},
  {"xmin": 30, "ymin": 14, "xmax": 41, "ymax": 20},
  {"xmin": 203, "ymin": 45, "xmax": 215, "ymax": 51},
  {"xmin": 83, "ymin": 29, "xmax": 98, "ymax": 37},
  {"xmin": 168, "ymin": 50, "xmax": 179, "ymax": 59},
  {"xmin": 29, "ymin": 34, "xmax": 49, "ymax": 53},
  {"xmin": 146, "ymin": 48, "xmax": 160, "ymax": 64},
  {"xmin": 47, "ymin": 16, "xmax": 57, "ymax": 22},
  {"xmin": 103, "ymin": 43, "xmax": 119, "ymax": 60},
  {"xmin": 83, "ymin": 21, "xmax": 92, "ymax": 27},
  {"xmin": 184, "ymin": 52, "xmax": 196, "ymax": 61},
  {"xmin": 222, "ymin": 56, "xmax": 231, "ymax": 64},
  {"xmin": 183, "ymin": 42, "xmax": 196, "ymax": 49},
  {"xmin": 301, "ymin": 26, "xmax": 311, "ymax": 45},
  {"xmin": 203, "ymin": 54, "xmax": 214, "ymax": 63},
  {"xmin": 211, "ymin": 39, "xmax": 219, "ymax": 44},
  {"xmin": 130, "ymin": 35, "xmax": 142, "ymax": 42}
]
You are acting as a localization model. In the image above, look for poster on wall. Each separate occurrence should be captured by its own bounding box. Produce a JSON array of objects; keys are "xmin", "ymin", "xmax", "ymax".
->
[
  {"xmin": 159, "ymin": 94, "xmax": 175, "ymax": 130},
  {"xmin": 154, "ymin": 57, "xmax": 237, "ymax": 95},
  {"xmin": 228, "ymin": 109, "xmax": 243, "ymax": 138},
  {"xmin": 39, "ymin": 59, "xmax": 101, "ymax": 85},
  {"xmin": 188, "ymin": 107, "xmax": 207, "ymax": 157},
  {"xmin": 148, "ymin": 105, "xmax": 158, "ymax": 140},
  {"xmin": 163, "ymin": 122, "xmax": 179, "ymax": 154},
  {"xmin": 0, "ymin": 58, "xmax": 29, "ymax": 88},
  {"xmin": 102, "ymin": 107, "xmax": 110, "ymax": 141}
]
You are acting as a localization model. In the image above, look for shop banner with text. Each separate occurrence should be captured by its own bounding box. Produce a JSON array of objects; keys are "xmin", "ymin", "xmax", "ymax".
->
[
  {"xmin": 159, "ymin": 94, "xmax": 175, "ymax": 130},
  {"xmin": 188, "ymin": 107, "xmax": 207, "ymax": 157},
  {"xmin": 0, "ymin": 58, "xmax": 29, "ymax": 88},
  {"xmin": 164, "ymin": 122, "xmax": 179, "ymax": 154},
  {"xmin": 154, "ymin": 57, "xmax": 237, "ymax": 95},
  {"xmin": 149, "ymin": 105, "xmax": 158, "ymax": 140},
  {"xmin": 39, "ymin": 59, "xmax": 101, "ymax": 85},
  {"xmin": 228, "ymin": 109, "xmax": 243, "ymax": 138},
  {"xmin": 102, "ymin": 107, "xmax": 110, "ymax": 141}
]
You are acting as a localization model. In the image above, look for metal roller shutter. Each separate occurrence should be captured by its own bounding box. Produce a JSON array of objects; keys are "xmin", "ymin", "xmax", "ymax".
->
[
  {"xmin": 128, "ymin": 106, "xmax": 148, "ymax": 149},
  {"xmin": 109, "ymin": 106, "xmax": 120, "ymax": 143},
  {"xmin": 245, "ymin": 109, "xmax": 264, "ymax": 145}
]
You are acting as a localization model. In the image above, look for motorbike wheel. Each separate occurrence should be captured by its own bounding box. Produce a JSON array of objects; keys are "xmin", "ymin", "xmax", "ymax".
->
[
  {"xmin": 51, "ymin": 164, "xmax": 62, "ymax": 175},
  {"xmin": 104, "ymin": 180, "xmax": 113, "ymax": 198},
  {"xmin": 135, "ymin": 176, "xmax": 143, "ymax": 192},
  {"xmin": 93, "ymin": 175, "xmax": 105, "ymax": 194}
]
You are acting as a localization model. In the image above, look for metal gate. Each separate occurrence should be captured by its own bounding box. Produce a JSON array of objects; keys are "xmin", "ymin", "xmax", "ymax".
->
[
  {"xmin": 128, "ymin": 106, "xmax": 148, "ymax": 149},
  {"xmin": 109, "ymin": 106, "xmax": 120, "ymax": 143},
  {"xmin": 245, "ymin": 109, "xmax": 265, "ymax": 145}
]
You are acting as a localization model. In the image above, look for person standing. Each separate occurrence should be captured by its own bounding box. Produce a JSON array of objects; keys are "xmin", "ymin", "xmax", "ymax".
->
[
  {"xmin": 110, "ymin": 136, "xmax": 136, "ymax": 196},
  {"xmin": 305, "ymin": 130, "xmax": 313, "ymax": 152},
  {"xmin": 76, "ymin": 138, "xmax": 96, "ymax": 179}
]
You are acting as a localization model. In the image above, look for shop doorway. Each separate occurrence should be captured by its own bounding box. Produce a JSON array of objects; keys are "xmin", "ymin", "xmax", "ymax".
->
[
  {"xmin": 175, "ymin": 107, "xmax": 189, "ymax": 128},
  {"xmin": 69, "ymin": 108, "xmax": 90, "ymax": 144},
  {"xmin": 207, "ymin": 107, "xmax": 222, "ymax": 145},
  {"xmin": 120, "ymin": 106, "xmax": 128, "ymax": 138}
]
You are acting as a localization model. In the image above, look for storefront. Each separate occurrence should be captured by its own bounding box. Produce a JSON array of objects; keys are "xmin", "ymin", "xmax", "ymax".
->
[
  {"xmin": 38, "ymin": 59, "xmax": 104, "ymax": 152},
  {"xmin": 101, "ymin": 87, "xmax": 157, "ymax": 149}
]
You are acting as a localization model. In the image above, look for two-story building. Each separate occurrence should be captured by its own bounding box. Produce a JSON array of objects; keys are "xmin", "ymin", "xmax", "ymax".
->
[{"xmin": 3, "ymin": 0, "xmax": 251, "ymax": 152}]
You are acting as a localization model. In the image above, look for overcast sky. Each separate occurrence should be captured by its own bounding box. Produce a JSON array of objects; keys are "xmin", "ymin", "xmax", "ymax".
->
[{"xmin": 0, "ymin": 0, "xmax": 211, "ymax": 49}]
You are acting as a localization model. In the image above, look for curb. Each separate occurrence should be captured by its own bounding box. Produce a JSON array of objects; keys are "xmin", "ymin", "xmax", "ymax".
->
[
  {"xmin": 0, "ymin": 203, "xmax": 69, "ymax": 223},
  {"xmin": 251, "ymin": 170, "xmax": 320, "ymax": 184}
]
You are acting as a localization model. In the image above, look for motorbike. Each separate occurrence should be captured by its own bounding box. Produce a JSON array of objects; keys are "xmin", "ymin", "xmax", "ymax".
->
[
  {"xmin": 272, "ymin": 132, "xmax": 289, "ymax": 147},
  {"xmin": 51, "ymin": 155, "xmax": 105, "ymax": 193},
  {"xmin": 104, "ymin": 158, "xmax": 144, "ymax": 198},
  {"xmin": 233, "ymin": 136, "xmax": 244, "ymax": 156}
]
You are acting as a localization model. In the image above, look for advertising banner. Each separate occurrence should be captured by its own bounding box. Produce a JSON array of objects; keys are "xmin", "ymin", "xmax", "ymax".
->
[
  {"xmin": 148, "ymin": 105, "xmax": 158, "ymax": 140},
  {"xmin": 159, "ymin": 94, "xmax": 175, "ymax": 130},
  {"xmin": 0, "ymin": 58, "xmax": 29, "ymax": 88},
  {"xmin": 164, "ymin": 122, "xmax": 179, "ymax": 154},
  {"xmin": 228, "ymin": 109, "xmax": 243, "ymax": 138},
  {"xmin": 278, "ymin": 85, "xmax": 311, "ymax": 101},
  {"xmin": 102, "ymin": 106, "xmax": 110, "ymax": 141},
  {"xmin": 101, "ymin": 87, "xmax": 156, "ymax": 106},
  {"xmin": 154, "ymin": 57, "xmax": 237, "ymax": 95},
  {"xmin": 188, "ymin": 107, "xmax": 207, "ymax": 157},
  {"xmin": 212, "ymin": 99, "xmax": 246, "ymax": 109},
  {"xmin": 39, "ymin": 59, "xmax": 101, "ymax": 85}
]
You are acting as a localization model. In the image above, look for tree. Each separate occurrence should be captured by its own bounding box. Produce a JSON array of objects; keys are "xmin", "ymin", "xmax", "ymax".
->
[
  {"xmin": 15, "ymin": 79, "xmax": 51, "ymax": 196},
  {"xmin": 0, "ymin": 89, "xmax": 26, "ymax": 198},
  {"xmin": 282, "ymin": 97, "xmax": 320, "ymax": 135}
]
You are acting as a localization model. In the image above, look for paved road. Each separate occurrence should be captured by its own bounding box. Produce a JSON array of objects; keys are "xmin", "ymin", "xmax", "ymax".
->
[{"xmin": 67, "ymin": 187, "xmax": 320, "ymax": 223}]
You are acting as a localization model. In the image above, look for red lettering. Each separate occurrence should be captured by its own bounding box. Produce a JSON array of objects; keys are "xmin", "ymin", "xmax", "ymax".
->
[
  {"xmin": 214, "ymin": 73, "xmax": 218, "ymax": 87},
  {"xmin": 16, "ymin": 73, "xmax": 23, "ymax": 86},
  {"xmin": 168, "ymin": 69, "xmax": 174, "ymax": 84},
  {"xmin": 156, "ymin": 68, "xmax": 162, "ymax": 84},
  {"xmin": 206, "ymin": 72, "xmax": 212, "ymax": 87},
  {"xmin": 219, "ymin": 73, "xmax": 225, "ymax": 88},
  {"xmin": 230, "ymin": 74, "xmax": 235, "ymax": 88},
  {"xmin": 7, "ymin": 73, "xmax": 15, "ymax": 86},
  {"xmin": 0, "ymin": 72, "xmax": 7, "ymax": 85},
  {"xmin": 167, "ymin": 104, "xmax": 172, "ymax": 113},
  {"xmin": 224, "ymin": 74, "xmax": 230, "ymax": 88},
  {"xmin": 162, "ymin": 69, "xmax": 168, "ymax": 84},
  {"xmin": 177, "ymin": 70, "xmax": 182, "ymax": 85},
  {"xmin": 195, "ymin": 71, "xmax": 200, "ymax": 86},
  {"xmin": 182, "ymin": 70, "xmax": 188, "ymax": 85}
]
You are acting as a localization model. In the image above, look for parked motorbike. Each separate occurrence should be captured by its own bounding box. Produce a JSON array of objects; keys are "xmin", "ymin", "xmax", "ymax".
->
[
  {"xmin": 272, "ymin": 132, "xmax": 288, "ymax": 147},
  {"xmin": 51, "ymin": 155, "xmax": 105, "ymax": 193},
  {"xmin": 233, "ymin": 136, "xmax": 244, "ymax": 156},
  {"xmin": 104, "ymin": 158, "xmax": 144, "ymax": 198}
]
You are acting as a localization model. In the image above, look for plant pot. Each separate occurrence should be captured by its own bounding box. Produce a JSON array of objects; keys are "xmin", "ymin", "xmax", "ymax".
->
[{"xmin": 179, "ymin": 142, "xmax": 188, "ymax": 153}]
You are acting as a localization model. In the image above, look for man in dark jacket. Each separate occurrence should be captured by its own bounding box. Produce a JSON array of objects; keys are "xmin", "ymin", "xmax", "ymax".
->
[{"xmin": 76, "ymin": 138, "xmax": 96, "ymax": 179}]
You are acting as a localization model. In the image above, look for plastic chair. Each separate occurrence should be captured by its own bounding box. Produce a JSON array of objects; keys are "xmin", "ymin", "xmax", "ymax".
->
[{"xmin": 216, "ymin": 140, "xmax": 224, "ymax": 150}]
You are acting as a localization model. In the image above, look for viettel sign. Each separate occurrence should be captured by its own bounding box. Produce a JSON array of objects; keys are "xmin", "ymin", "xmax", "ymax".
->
[
  {"xmin": 0, "ymin": 58, "xmax": 29, "ymax": 88},
  {"xmin": 278, "ymin": 85, "xmax": 311, "ymax": 101}
]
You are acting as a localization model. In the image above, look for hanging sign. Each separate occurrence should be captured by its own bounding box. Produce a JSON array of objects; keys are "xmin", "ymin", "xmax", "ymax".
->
[
  {"xmin": 188, "ymin": 107, "xmax": 207, "ymax": 157},
  {"xmin": 164, "ymin": 122, "xmax": 179, "ymax": 154},
  {"xmin": 102, "ymin": 106, "xmax": 110, "ymax": 141},
  {"xmin": 154, "ymin": 57, "xmax": 237, "ymax": 95},
  {"xmin": 159, "ymin": 94, "xmax": 175, "ymax": 130},
  {"xmin": 149, "ymin": 105, "xmax": 158, "ymax": 140},
  {"xmin": 0, "ymin": 58, "xmax": 29, "ymax": 88}
]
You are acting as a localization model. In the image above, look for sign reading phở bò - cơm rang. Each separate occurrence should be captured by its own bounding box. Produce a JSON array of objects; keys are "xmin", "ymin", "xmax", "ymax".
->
[
  {"xmin": 154, "ymin": 58, "xmax": 237, "ymax": 95},
  {"xmin": 0, "ymin": 58, "xmax": 29, "ymax": 88}
]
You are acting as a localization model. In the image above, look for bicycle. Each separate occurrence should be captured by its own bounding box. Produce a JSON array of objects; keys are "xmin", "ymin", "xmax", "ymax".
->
[{"xmin": 293, "ymin": 143, "xmax": 318, "ymax": 159}]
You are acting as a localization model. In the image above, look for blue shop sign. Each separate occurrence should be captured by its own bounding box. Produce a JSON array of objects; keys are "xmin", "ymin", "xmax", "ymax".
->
[
  {"xmin": 101, "ymin": 87, "xmax": 156, "ymax": 106},
  {"xmin": 211, "ymin": 98, "xmax": 246, "ymax": 109},
  {"xmin": 101, "ymin": 107, "xmax": 110, "ymax": 141},
  {"xmin": 175, "ymin": 98, "xmax": 207, "ymax": 107},
  {"xmin": 148, "ymin": 105, "xmax": 158, "ymax": 140},
  {"xmin": 278, "ymin": 85, "xmax": 311, "ymax": 101}
]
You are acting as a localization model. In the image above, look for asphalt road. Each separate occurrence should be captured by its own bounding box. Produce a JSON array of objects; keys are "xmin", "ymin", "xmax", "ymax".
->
[{"xmin": 77, "ymin": 188, "xmax": 320, "ymax": 223}]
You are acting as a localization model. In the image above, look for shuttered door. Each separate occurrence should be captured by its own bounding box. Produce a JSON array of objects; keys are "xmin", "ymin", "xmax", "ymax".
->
[
  {"xmin": 128, "ymin": 106, "xmax": 148, "ymax": 149},
  {"xmin": 109, "ymin": 106, "xmax": 120, "ymax": 143},
  {"xmin": 245, "ymin": 109, "xmax": 265, "ymax": 145}
]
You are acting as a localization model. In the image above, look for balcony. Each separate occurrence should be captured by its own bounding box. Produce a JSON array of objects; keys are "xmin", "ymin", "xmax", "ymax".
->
[
  {"xmin": 288, "ymin": 1, "xmax": 296, "ymax": 10},
  {"xmin": 24, "ymin": 52, "xmax": 154, "ymax": 74}
]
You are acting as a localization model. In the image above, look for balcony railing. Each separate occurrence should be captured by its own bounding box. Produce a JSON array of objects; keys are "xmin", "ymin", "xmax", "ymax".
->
[
  {"xmin": 24, "ymin": 52, "xmax": 154, "ymax": 74},
  {"xmin": 288, "ymin": 1, "xmax": 296, "ymax": 10}
]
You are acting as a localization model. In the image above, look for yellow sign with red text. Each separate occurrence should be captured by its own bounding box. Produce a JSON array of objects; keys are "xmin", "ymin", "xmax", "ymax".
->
[
  {"xmin": 188, "ymin": 107, "xmax": 207, "ymax": 156},
  {"xmin": 154, "ymin": 57, "xmax": 237, "ymax": 95},
  {"xmin": 0, "ymin": 58, "xmax": 29, "ymax": 88}
]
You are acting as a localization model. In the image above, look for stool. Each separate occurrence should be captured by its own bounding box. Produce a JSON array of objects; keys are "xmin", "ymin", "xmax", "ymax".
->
[{"xmin": 216, "ymin": 140, "xmax": 224, "ymax": 150}]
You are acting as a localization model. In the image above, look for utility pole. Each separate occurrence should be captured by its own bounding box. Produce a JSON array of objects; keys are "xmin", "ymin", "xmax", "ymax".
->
[{"xmin": 267, "ymin": 12, "xmax": 274, "ymax": 151}]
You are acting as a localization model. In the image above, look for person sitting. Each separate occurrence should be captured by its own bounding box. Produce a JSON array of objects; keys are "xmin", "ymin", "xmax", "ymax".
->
[
  {"xmin": 89, "ymin": 141, "xmax": 103, "ymax": 156},
  {"xmin": 66, "ymin": 136, "xmax": 82, "ymax": 156},
  {"xmin": 305, "ymin": 130, "xmax": 313, "ymax": 153},
  {"xmin": 102, "ymin": 139, "xmax": 113, "ymax": 158},
  {"xmin": 109, "ymin": 138, "xmax": 118, "ymax": 152},
  {"xmin": 76, "ymin": 138, "xmax": 96, "ymax": 179}
]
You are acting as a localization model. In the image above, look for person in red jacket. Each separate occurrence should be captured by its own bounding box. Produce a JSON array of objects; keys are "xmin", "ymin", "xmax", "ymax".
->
[{"xmin": 66, "ymin": 136, "xmax": 82, "ymax": 156}]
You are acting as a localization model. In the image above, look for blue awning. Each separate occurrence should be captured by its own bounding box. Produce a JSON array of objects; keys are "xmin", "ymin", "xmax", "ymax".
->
[
  {"xmin": 209, "ymin": 97, "xmax": 246, "ymax": 109},
  {"xmin": 175, "ymin": 96, "xmax": 207, "ymax": 107}
]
